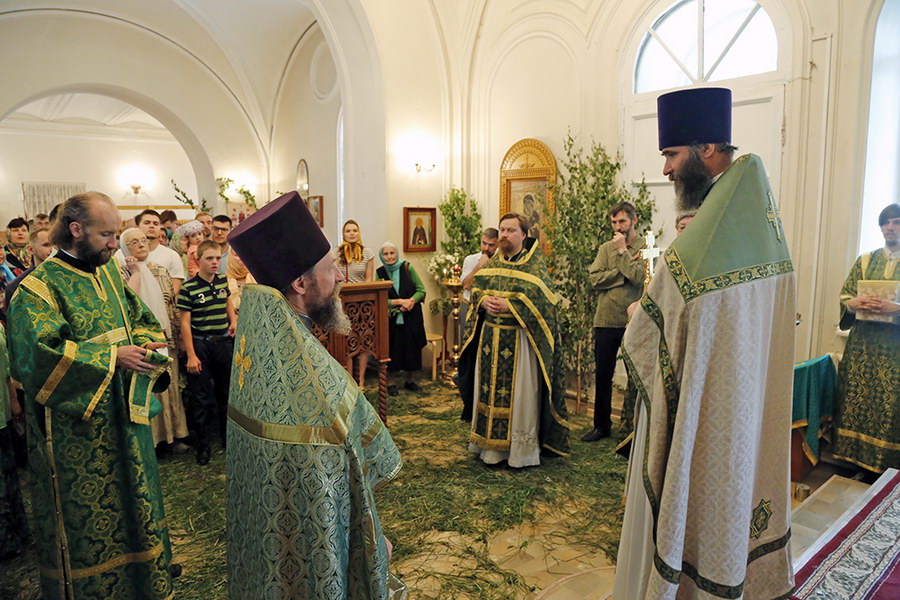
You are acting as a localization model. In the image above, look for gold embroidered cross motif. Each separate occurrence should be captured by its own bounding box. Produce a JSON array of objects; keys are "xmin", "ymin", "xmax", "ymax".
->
[
  {"xmin": 497, "ymin": 388, "xmax": 510, "ymax": 398},
  {"xmin": 234, "ymin": 335, "xmax": 253, "ymax": 390},
  {"xmin": 500, "ymin": 348, "xmax": 512, "ymax": 359},
  {"xmin": 766, "ymin": 191, "xmax": 784, "ymax": 241},
  {"xmin": 750, "ymin": 498, "xmax": 773, "ymax": 539}
]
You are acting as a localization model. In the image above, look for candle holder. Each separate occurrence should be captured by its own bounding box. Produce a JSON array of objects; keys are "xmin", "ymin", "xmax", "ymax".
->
[{"xmin": 441, "ymin": 266, "xmax": 464, "ymax": 387}]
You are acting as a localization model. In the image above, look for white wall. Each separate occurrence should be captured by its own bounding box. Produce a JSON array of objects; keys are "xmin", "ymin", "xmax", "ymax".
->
[
  {"xmin": 0, "ymin": 129, "xmax": 197, "ymax": 225},
  {"xmin": 271, "ymin": 25, "xmax": 342, "ymax": 243}
]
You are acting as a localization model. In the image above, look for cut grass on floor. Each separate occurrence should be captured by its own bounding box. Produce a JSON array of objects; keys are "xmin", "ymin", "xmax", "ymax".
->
[{"xmin": 0, "ymin": 380, "xmax": 626, "ymax": 600}]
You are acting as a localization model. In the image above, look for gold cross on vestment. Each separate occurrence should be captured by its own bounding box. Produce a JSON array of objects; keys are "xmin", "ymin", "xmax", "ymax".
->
[
  {"xmin": 766, "ymin": 191, "xmax": 784, "ymax": 241},
  {"xmin": 234, "ymin": 335, "xmax": 253, "ymax": 390}
]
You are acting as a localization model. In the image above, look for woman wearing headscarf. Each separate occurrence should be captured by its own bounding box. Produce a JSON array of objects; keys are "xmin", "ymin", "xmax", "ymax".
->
[
  {"xmin": 336, "ymin": 219, "xmax": 376, "ymax": 387},
  {"xmin": 120, "ymin": 228, "xmax": 190, "ymax": 452},
  {"xmin": 377, "ymin": 241, "xmax": 427, "ymax": 395},
  {"xmin": 336, "ymin": 219, "xmax": 375, "ymax": 283},
  {"xmin": 226, "ymin": 249, "xmax": 256, "ymax": 312}
]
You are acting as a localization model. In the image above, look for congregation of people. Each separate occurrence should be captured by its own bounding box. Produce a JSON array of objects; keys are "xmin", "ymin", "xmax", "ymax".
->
[{"xmin": 0, "ymin": 86, "xmax": 897, "ymax": 599}]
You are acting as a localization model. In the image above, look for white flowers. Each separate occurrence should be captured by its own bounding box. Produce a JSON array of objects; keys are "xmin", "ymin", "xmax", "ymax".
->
[{"xmin": 426, "ymin": 253, "xmax": 460, "ymax": 282}]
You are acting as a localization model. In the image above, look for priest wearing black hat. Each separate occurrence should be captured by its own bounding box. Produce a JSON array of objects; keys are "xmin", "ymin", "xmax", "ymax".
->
[
  {"xmin": 224, "ymin": 192, "xmax": 406, "ymax": 600},
  {"xmin": 612, "ymin": 88, "xmax": 796, "ymax": 600}
]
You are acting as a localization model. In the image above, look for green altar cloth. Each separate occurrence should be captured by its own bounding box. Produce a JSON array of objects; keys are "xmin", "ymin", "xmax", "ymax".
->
[{"xmin": 792, "ymin": 354, "xmax": 836, "ymax": 464}]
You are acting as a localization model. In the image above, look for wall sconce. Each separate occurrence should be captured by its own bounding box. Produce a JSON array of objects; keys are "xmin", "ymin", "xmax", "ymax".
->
[
  {"xmin": 415, "ymin": 163, "xmax": 436, "ymax": 173},
  {"xmin": 130, "ymin": 184, "xmax": 142, "ymax": 195}
]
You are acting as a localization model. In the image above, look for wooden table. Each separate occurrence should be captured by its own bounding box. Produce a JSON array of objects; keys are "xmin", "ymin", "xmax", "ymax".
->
[{"xmin": 311, "ymin": 280, "xmax": 393, "ymax": 423}]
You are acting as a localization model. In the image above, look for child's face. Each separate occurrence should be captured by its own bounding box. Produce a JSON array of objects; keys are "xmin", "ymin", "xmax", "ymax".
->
[
  {"xmin": 197, "ymin": 248, "xmax": 222, "ymax": 275},
  {"xmin": 188, "ymin": 232, "xmax": 203, "ymax": 245}
]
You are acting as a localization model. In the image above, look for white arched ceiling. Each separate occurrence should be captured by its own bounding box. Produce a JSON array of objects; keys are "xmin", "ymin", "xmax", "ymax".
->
[{"xmin": 0, "ymin": 7, "xmax": 267, "ymax": 205}]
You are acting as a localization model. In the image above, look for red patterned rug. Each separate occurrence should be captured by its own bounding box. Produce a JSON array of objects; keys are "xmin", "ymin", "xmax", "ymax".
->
[{"xmin": 791, "ymin": 470, "xmax": 900, "ymax": 599}]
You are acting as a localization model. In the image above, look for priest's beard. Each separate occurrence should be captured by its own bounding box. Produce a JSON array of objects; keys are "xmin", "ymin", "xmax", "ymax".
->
[
  {"xmin": 74, "ymin": 236, "xmax": 114, "ymax": 267},
  {"xmin": 308, "ymin": 280, "xmax": 352, "ymax": 335},
  {"xmin": 674, "ymin": 148, "xmax": 713, "ymax": 213}
]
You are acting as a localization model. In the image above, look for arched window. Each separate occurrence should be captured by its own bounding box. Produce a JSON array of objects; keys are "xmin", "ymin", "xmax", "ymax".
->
[
  {"xmin": 859, "ymin": 0, "xmax": 900, "ymax": 254},
  {"xmin": 634, "ymin": 0, "xmax": 778, "ymax": 93}
]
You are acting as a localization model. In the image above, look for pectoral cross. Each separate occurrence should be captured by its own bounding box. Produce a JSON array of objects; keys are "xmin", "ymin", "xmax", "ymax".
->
[
  {"xmin": 234, "ymin": 335, "xmax": 253, "ymax": 390},
  {"xmin": 641, "ymin": 229, "xmax": 661, "ymax": 281},
  {"xmin": 766, "ymin": 191, "xmax": 784, "ymax": 241}
]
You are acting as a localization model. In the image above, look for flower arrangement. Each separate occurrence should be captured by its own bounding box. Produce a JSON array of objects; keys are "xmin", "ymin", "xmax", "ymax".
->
[{"xmin": 426, "ymin": 252, "xmax": 461, "ymax": 282}]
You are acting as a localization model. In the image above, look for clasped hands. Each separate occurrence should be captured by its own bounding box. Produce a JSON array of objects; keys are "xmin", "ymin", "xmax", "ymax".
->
[
  {"xmin": 846, "ymin": 295, "xmax": 900, "ymax": 316},
  {"xmin": 482, "ymin": 295, "xmax": 510, "ymax": 315},
  {"xmin": 392, "ymin": 298, "xmax": 416, "ymax": 312}
]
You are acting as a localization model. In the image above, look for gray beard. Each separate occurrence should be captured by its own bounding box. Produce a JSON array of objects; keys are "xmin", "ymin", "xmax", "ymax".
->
[
  {"xmin": 675, "ymin": 149, "xmax": 714, "ymax": 213},
  {"xmin": 308, "ymin": 286, "xmax": 352, "ymax": 335}
]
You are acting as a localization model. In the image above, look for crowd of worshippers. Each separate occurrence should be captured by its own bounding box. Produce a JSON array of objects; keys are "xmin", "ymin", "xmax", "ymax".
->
[{"xmin": 0, "ymin": 87, "xmax": 897, "ymax": 599}]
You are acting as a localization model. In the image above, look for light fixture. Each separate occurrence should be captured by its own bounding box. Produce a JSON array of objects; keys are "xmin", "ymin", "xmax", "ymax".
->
[
  {"xmin": 415, "ymin": 163, "xmax": 436, "ymax": 173},
  {"xmin": 130, "ymin": 184, "xmax": 142, "ymax": 195}
]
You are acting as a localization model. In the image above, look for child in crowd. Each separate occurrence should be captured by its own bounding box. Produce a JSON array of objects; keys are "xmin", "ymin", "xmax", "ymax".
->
[
  {"xmin": 177, "ymin": 240, "xmax": 237, "ymax": 465},
  {"xmin": 175, "ymin": 220, "xmax": 205, "ymax": 278}
]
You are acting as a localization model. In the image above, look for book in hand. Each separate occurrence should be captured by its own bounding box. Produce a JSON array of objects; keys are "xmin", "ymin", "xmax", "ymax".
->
[{"xmin": 856, "ymin": 280, "xmax": 900, "ymax": 323}]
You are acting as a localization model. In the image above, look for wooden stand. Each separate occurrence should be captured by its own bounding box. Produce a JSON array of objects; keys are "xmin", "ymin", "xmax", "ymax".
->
[{"xmin": 311, "ymin": 280, "xmax": 393, "ymax": 423}]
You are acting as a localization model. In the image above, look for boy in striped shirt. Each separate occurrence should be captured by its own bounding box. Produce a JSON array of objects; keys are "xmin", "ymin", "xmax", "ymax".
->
[{"xmin": 177, "ymin": 240, "xmax": 237, "ymax": 465}]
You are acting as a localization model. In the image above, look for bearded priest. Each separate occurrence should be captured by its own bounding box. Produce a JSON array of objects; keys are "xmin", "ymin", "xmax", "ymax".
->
[
  {"xmin": 225, "ymin": 192, "xmax": 406, "ymax": 600},
  {"xmin": 613, "ymin": 88, "xmax": 796, "ymax": 600}
]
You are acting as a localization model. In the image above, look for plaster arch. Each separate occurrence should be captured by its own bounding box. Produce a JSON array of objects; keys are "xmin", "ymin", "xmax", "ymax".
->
[
  {"xmin": 469, "ymin": 19, "xmax": 585, "ymax": 222},
  {"xmin": 2, "ymin": 84, "xmax": 215, "ymax": 207},
  {"xmin": 304, "ymin": 0, "xmax": 388, "ymax": 244},
  {"xmin": 0, "ymin": 9, "xmax": 266, "ymax": 206}
]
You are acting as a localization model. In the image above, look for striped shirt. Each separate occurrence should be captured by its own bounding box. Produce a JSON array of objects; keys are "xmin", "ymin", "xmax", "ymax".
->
[{"xmin": 176, "ymin": 274, "xmax": 230, "ymax": 336}]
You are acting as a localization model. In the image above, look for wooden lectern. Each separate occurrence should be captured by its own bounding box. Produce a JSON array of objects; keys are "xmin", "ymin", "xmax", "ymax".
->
[{"xmin": 311, "ymin": 280, "xmax": 393, "ymax": 423}]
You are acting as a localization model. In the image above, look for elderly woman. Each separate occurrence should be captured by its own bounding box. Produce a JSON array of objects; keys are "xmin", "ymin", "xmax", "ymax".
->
[
  {"xmin": 120, "ymin": 227, "xmax": 189, "ymax": 452},
  {"xmin": 376, "ymin": 241, "xmax": 427, "ymax": 395}
]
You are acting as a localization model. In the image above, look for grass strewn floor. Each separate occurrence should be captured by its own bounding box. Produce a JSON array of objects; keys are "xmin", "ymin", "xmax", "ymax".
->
[{"xmin": 0, "ymin": 380, "xmax": 627, "ymax": 599}]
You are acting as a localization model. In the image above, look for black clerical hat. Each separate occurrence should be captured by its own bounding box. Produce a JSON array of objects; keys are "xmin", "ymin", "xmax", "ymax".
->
[
  {"xmin": 227, "ymin": 191, "xmax": 330, "ymax": 289},
  {"xmin": 657, "ymin": 87, "xmax": 732, "ymax": 150}
]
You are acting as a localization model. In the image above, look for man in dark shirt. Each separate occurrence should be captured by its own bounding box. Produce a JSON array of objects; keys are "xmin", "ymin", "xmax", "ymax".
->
[{"xmin": 177, "ymin": 240, "xmax": 237, "ymax": 464}]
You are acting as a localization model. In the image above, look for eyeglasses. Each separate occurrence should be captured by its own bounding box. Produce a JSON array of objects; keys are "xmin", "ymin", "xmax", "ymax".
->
[{"xmin": 212, "ymin": 226, "xmax": 231, "ymax": 233}]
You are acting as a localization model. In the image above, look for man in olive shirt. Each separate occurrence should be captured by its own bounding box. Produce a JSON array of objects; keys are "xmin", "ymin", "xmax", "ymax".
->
[{"xmin": 582, "ymin": 201, "xmax": 646, "ymax": 442}]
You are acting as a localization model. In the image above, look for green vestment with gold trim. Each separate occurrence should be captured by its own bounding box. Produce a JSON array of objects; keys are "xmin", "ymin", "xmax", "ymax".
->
[
  {"xmin": 614, "ymin": 155, "xmax": 796, "ymax": 600},
  {"xmin": 460, "ymin": 238, "xmax": 570, "ymax": 460},
  {"xmin": 832, "ymin": 248, "xmax": 900, "ymax": 473},
  {"xmin": 226, "ymin": 285, "xmax": 405, "ymax": 600},
  {"xmin": 7, "ymin": 256, "xmax": 174, "ymax": 600}
]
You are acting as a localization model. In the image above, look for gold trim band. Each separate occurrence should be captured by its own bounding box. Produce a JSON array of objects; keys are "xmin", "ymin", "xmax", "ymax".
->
[
  {"xmin": 36, "ymin": 340, "xmax": 77, "ymax": 406},
  {"xmin": 835, "ymin": 427, "xmax": 900, "ymax": 451},
  {"xmin": 228, "ymin": 383, "xmax": 357, "ymax": 446},
  {"xmin": 20, "ymin": 275, "xmax": 59, "ymax": 312},
  {"xmin": 475, "ymin": 268, "xmax": 558, "ymax": 305},
  {"xmin": 83, "ymin": 345, "xmax": 117, "ymax": 421},
  {"xmin": 84, "ymin": 327, "xmax": 128, "ymax": 346},
  {"xmin": 40, "ymin": 542, "xmax": 165, "ymax": 580}
]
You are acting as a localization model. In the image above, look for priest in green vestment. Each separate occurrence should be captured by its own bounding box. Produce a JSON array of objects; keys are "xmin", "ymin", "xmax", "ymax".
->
[
  {"xmin": 458, "ymin": 213, "xmax": 569, "ymax": 468},
  {"xmin": 226, "ymin": 192, "xmax": 406, "ymax": 600},
  {"xmin": 832, "ymin": 203, "xmax": 900, "ymax": 473},
  {"xmin": 614, "ymin": 88, "xmax": 795, "ymax": 600},
  {"xmin": 7, "ymin": 192, "xmax": 175, "ymax": 600}
]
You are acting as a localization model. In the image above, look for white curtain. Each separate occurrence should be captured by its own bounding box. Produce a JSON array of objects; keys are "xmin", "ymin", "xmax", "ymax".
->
[{"xmin": 22, "ymin": 182, "xmax": 86, "ymax": 217}]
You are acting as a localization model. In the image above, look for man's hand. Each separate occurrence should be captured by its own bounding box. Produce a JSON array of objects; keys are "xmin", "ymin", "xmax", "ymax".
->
[
  {"xmin": 146, "ymin": 342, "xmax": 168, "ymax": 351},
  {"xmin": 9, "ymin": 397, "xmax": 22, "ymax": 418},
  {"xmin": 612, "ymin": 232, "xmax": 627, "ymax": 254},
  {"xmin": 186, "ymin": 354, "xmax": 202, "ymax": 374},
  {"xmin": 228, "ymin": 320, "xmax": 237, "ymax": 337},
  {"xmin": 116, "ymin": 345, "xmax": 158, "ymax": 373},
  {"xmin": 483, "ymin": 296, "xmax": 510, "ymax": 315},
  {"xmin": 864, "ymin": 297, "xmax": 900, "ymax": 316},
  {"xmin": 476, "ymin": 252, "xmax": 491, "ymax": 269},
  {"xmin": 400, "ymin": 298, "xmax": 415, "ymax": 312}
]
